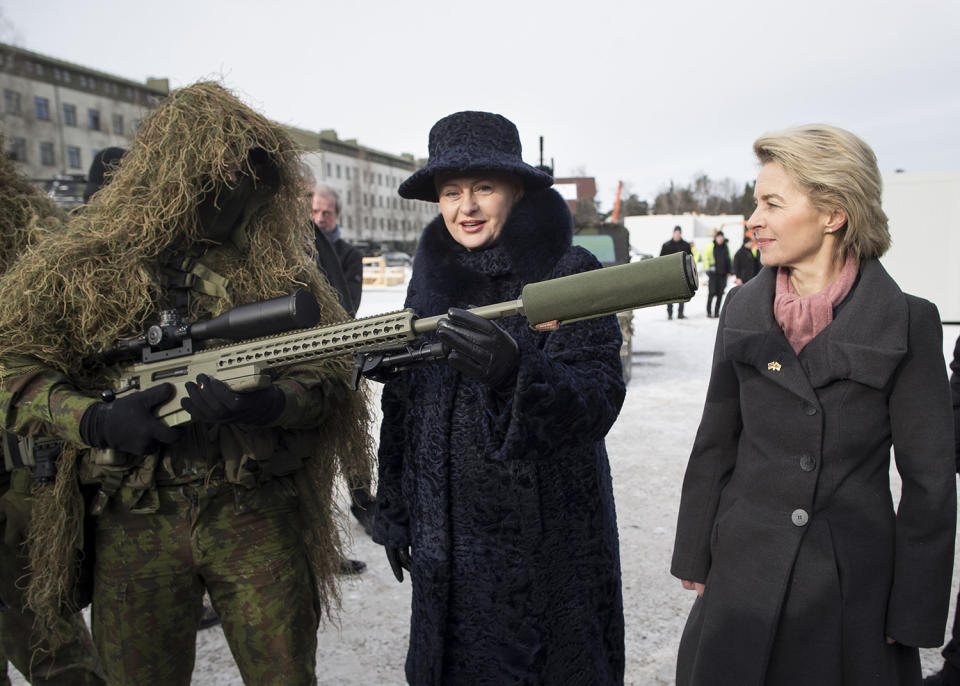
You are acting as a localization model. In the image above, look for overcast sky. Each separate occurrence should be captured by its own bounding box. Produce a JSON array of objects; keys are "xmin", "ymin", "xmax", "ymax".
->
[{"xmin": 2, "ymin": 0, "xmax": 957, "ymax": 208}]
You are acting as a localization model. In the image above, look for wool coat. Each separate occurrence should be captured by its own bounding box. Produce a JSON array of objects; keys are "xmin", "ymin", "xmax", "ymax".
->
[
  {"xmin": 373, "ymin": 188, "xmax": 626, "ymax": 685},
  {"xmin": 671, "ymin": 260, "xmax": 957, "ymax": 686}
]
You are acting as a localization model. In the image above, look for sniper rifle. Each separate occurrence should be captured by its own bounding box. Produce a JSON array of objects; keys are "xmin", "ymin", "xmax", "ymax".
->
[{"xmin": 101, "ymin": 251, "xmax": 698, "ymax": 427}]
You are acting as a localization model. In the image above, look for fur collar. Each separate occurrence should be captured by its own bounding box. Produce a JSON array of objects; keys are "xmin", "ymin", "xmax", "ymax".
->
[{"xmin": 405, "ymin": 188, "xmax": 572, "ymax": 315}]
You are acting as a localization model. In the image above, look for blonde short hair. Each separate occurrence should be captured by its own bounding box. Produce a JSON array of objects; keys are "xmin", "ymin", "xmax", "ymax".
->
[{"xmin": 753, "ymin": 124, "xmax": 889, "ymax": 260}]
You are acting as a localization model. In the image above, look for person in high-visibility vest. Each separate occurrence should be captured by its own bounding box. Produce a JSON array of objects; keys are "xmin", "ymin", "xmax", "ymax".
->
[{"xmin": 702, "ymin": 230, "xmax": 732, "ymax": 317}]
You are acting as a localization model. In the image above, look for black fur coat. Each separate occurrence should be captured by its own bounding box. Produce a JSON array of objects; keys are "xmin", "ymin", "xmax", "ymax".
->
[{"xmin": 373, "ymin": 188, "xmax": 626, "ymax": 685}]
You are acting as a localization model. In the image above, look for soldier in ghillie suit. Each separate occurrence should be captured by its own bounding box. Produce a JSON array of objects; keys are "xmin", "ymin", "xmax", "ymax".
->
[
  {"xmin": 0, "ymin": 135, "xmax": 106, "ymax": 685},
  {"xmin": 0, "ymin": 83, "xmax": 374, "ymax": 685}
]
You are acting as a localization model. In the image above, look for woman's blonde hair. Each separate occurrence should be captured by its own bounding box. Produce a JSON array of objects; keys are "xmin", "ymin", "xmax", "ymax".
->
[{"xmin": 753, "ymin": 124, "xmax": 889, "ymax": 260}]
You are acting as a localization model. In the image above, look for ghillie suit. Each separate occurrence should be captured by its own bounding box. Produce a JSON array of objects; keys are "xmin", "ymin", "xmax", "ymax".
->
[
  {"xmin": 0, "ymin": 134, "xmax": 63, "ymax": 271},
  {"xmin": 0, "ymin": 137, "xmax": 105, "ymax": 683},
  {"xmin": 0, "ymin": 83, "xmax": 374, "ymax": 675}
]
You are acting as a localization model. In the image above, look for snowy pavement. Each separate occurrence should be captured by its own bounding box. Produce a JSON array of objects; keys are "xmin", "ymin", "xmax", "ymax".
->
[{"xmin": 9, "ymin": 280, "xmax": 960, "ymax": 685}]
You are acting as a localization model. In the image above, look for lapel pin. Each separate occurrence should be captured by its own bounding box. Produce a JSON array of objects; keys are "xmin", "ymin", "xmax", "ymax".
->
[{"xmin": 767, "ymin": 361, "xmax": 782, "ymax": 372}]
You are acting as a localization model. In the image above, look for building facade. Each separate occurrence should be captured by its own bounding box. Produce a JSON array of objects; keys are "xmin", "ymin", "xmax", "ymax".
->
[
  {"xmin": 290, "ymin": 127, "xmax": 435, "ymax": 253},
  {"xmin": 0, "ymin": 42, "xmax": 168, "ymax": 184}
]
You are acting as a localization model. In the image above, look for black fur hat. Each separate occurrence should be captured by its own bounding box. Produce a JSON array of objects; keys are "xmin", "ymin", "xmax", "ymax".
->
[{"xmin": 399, "ymin": 111, "xmax": 554, "ymax": 202}]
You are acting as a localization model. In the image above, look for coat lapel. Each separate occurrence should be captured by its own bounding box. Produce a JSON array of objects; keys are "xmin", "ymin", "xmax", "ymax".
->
[
  {"xmin": 799, "ymin": 260, "xmax": 907, "ymax": 390},
  {"xmin": 722, "ymin": 268, "xmax": 819, "ymax": 405},
  {"xmin": 722, "ymin": 261, "xmax": 908, "ymax": 399}
]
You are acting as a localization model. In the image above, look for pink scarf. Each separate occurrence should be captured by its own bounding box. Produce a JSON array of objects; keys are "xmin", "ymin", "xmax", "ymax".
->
[{"xmin": 774, "ymin": 255, "xmax": 859, "ymax": 355}]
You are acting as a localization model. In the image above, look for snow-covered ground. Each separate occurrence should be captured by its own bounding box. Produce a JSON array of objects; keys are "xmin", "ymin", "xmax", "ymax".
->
[{"xmin": 10, "ymin": 280, "xmax": 960, "ymax": 685}]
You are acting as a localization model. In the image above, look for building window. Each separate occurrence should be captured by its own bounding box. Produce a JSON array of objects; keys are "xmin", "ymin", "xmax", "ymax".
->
[
  {"xmin": 4, "ymin": 89, "xmax": 21, "ymax": 115},
  {"xmin": 346, "ymin": 190, "xmax": 351, "ymax": 205},
  {"xmin": 34, "ymin": 96, "xmax": 50, "ymax": 121},
  {"xmin": 336, "ymin": 164, "xmax": 341, "ymax": 178},
  {"xmin": 63, "ymin": 103, "xmax": 77, "ymax": 126},
  {"xmin": 62, "ymin": 70, "xmax": 71, "ymax": 84},
  {"xmin": 326, "ymin": 162, "xmax": 331, "ymax": 177},
  {"xmin": 88, "ymin": 109, "xmax": 100, "ymax": 131},
  {"xmin": 33, "ymin": 62, "xmax": 43, "ymax": 76},
  {"xmin": 39, "ymin": 141, "xmax": 55, "ymax": 166},
  {"xmin": 112, "ymin": 113, "xmax": 124, "ymax": 135},
  {"xmin": 7, "ymin": 137, "xmax": 26, "ymax": 162},
  {"xmin": 380, "ymin": 218, "xmax": 385, "ymax": 229},
  {"xmin": 345, "ymin": 167, "xmax": 351, "ymax": 180},
  {"xmin": 378, "ymin": 173, "xmax": 382, "ymax": 185},
  {"xmin": 66, "ymin": 146, "xmax": 81, "ymax": 169}
]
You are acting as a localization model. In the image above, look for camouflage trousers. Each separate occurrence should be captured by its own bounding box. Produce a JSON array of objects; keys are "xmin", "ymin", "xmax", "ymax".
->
[
  {"xmin": 92, "ymin": 476, "xmax": 319, "ymax": 686},
  {"xmin": 0, "ymin": 469, "xmax": 105, "ymax": 685}
]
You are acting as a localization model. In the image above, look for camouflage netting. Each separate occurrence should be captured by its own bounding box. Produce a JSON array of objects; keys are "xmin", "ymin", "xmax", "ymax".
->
[{"xmin": 0, "ymin": 82, "xmax": 375, "ymax": 643}]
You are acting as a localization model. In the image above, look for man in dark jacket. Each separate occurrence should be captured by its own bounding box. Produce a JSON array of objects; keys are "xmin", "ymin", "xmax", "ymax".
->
[
  {"xmin": 704, "ymin": 231, "xmax": 731, "ymax": 317},
  {"xmin": 924, "ymin": 333, "xmax": 960, "ymax": 686},
  {"xmin": 660, "ymin": 226, "xmax": 693, "ymax": 319},
  {"xmin": 733, "ymin": 233, "xmax": 762, "ymax": 285},
  {"xmin": 311, "ymin": 185, "xmax": 362, "ymax": 316}
]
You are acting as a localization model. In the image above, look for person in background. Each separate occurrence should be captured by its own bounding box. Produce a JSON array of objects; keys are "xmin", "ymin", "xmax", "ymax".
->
[
  {"xmin": 671, "ymin": 123, "xmax": 956, "ymax": 685},
  {"xmin": 733, "ymin": 230, "xmax": 762, "ymax": 285},
  {"xmin": 311, "ymin": 185, "xmax": 363, "ymax": 317},
  {"xmin": 923, "ymin": 333, "xmax": 960, "ymax": 686},
  {"xmin": 81, "ymin": 147, "xmax": 125, "ymax": 204},
  {"xmin": 373, "ymin": 110, "xmax": 625, "ymax": 685},
  {"xmin": 660, "ymin": 225, "xmax": 693, "ymax": 319},
  {"xmin": 702, "ymin": 230, "xmax": 731, "ymax": 317}
]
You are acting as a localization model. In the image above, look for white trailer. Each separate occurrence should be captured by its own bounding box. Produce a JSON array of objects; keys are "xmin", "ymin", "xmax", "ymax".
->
[{"xmin": 881, "ymin": 171, "xmax": 960, "ymax": 323}]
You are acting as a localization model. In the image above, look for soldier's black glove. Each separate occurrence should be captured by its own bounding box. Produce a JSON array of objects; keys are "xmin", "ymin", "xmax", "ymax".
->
[
  {"xmin": 181, "ymin": 373, "xmax": 285, "ymax": 426},
  {"xmin": 436, "ymin": 308, "xmax": 519, "ymax": 389},
  {"xmin": 385, "ymin": 545, "xmax": 411, "ymax": 583},
  {"xmin": 80, "ymin": 383, "xmax": 182, "ymax": 455}
]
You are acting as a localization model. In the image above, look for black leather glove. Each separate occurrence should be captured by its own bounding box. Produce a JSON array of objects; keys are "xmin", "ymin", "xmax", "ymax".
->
[
  {"xmin": 80, "ymin": 383, "xmax": 182, "ymax": 455},
  {"xmin": 181, "ymin": 373, "xmax": 285, "ymax": 426},
  {"xmin": 436, "ymin": 308, "xmax": 519, "ymax": 389},
  {"xmin": 385, "ymin": 545, "xmax": 411, "ymax": 583}
]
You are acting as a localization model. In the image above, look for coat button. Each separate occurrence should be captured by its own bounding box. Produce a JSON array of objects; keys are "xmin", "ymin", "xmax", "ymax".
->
[
  {"xmin": 803, "ymin": 403, "xmax": 818, "ymax": 416},
  {"xmin": 791, "ymin": 509, "xmax": 809, "ymax": 526},
  {"xmin": 799, "ymin": 454, "xmax": 816, "ymax": 472}
]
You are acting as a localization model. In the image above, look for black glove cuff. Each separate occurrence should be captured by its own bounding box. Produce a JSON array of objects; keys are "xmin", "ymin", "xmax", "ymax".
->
[
  {"xmin": 248, "ymin": 385, "xmax": 286, "ymax": 426},
  {"xmin": 79, "ymin": 403, "xmax": 108, "ymax": 449}
]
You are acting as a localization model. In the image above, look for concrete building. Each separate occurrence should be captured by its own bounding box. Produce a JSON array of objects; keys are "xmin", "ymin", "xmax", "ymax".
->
[
  {"xmin": 289, "ymin": 126, "xmax": 435, "ymax": 253},
  {"xmin": 0, "ymin": 42, "xmax": 168, "ymax": 187}
]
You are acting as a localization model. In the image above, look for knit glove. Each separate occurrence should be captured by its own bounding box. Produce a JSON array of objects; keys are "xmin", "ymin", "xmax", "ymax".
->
[
  {"xmin": 80, "ymin": 383, "xmax": 182, "ymax": 456},
  {"xmin": 181, "ymin": 373, "xmax": 285, "ymax": 426},
  {"xmin": 436, "ymin": 308, "xmax": 519, "ymax": 389}
]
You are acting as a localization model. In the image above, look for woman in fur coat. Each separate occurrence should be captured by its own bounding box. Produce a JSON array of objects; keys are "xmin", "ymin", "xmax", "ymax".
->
[
  {"xmin": 671, "ymin": 124, "xmax": 956, "ymax": 685},
  {"xmin": 372, "ymin": 111, "xmax": 626, "ymax": 685}
]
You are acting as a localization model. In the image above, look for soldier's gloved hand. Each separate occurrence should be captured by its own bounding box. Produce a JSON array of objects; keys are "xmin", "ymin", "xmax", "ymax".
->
[
  {"xmin": 80, "ymin": 383, "xmax": 182, "ymax": 455},
  {"xmin": 436, "ymin": 308, "xmax": 519, "ymax": 389},
  {"xmin": 181, "ymin": 374, "xmax": 285, "ymax": 426},
  {"xmin": 385, "ymin": 545, "xmax": 411, "ymax": 583}
]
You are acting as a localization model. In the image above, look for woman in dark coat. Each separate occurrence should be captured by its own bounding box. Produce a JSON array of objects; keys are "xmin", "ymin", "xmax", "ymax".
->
[
  {"xmin": 671, "ymin": 124, "xmax": 956, "ymax": 686},
  {"xmin": 373, "ymin": 111, "xmax": 626, "ymax": 685}
]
